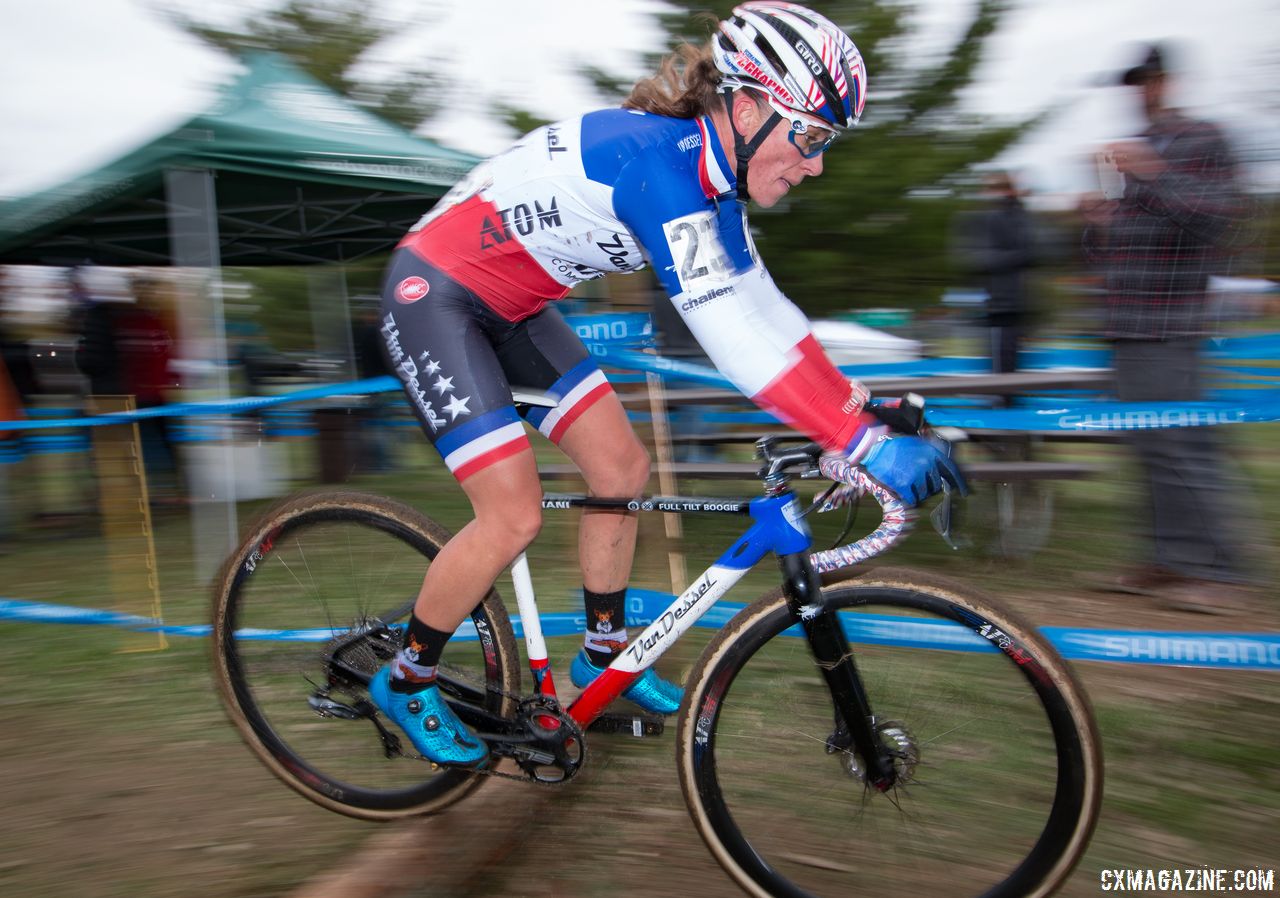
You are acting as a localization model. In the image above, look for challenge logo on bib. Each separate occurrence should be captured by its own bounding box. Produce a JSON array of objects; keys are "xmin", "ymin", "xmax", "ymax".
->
[{"xmin": 395, "ymin": 276, "xmax": 430, "ymax": 304}]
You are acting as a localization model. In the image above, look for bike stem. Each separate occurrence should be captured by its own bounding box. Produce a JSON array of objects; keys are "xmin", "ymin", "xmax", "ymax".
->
[{"xmin": 779, "ymin": 550, "xmax": 898, "ymax": 789}]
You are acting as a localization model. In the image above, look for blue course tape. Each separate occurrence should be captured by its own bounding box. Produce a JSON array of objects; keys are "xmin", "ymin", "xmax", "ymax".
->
[
  {"xmin": 1208, "ymin": 365, "xmax": 1280, "ymax": 378},
  {"xmin": 0, "ymin": 376, "xmax": 401, "ymax": 432},
  {"xmin": 641, "ymin": 392, "xmax": 1280, "ymax": 431},
  {"xmin": 600, "ymin": 334, "xmax": 1280, "ymax": 383},
  {"xmin": 1, "ymin": 332, "xmax": 1277, "ymax": 435},
  {"xmin": 928, "ymin": 394, "xmax": 1280, "ymax": 431},
  {"xmin": 4, "ymin": 592, "xmax": 1277, "ymax": 670},
  {"xmin": 0, "ymin": 598, "xmax": 592, "ymax": 642},
  {"xmin": 1041, "ymin": 627, "xmax": 1280, "ymax": 670}
]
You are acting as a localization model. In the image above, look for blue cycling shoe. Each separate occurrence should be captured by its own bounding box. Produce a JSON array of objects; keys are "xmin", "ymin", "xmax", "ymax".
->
[
  {"xmin": 569, "ymin": 649, "xmax": 684, "ymax": 715},
  {"xmin": 368, "ymin": 667, "xmax": 489, "ymax": 767}
]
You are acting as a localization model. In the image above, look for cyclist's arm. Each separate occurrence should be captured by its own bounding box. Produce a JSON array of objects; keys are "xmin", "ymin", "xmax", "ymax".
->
[{"xmin": 615, "ymin": 164, "xmax": 880, "ymax": 457}]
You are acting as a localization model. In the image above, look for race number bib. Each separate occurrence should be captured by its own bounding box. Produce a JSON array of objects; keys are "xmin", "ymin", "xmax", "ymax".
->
[{"xmin": 662, "ymin": 211, "xmax": 734, "ymax": 293}]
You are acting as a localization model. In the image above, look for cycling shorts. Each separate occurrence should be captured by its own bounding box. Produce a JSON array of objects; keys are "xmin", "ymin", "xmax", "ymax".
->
[{"xmin": 378, "ymin": 249, "xmax": 614, "ymax": 482}]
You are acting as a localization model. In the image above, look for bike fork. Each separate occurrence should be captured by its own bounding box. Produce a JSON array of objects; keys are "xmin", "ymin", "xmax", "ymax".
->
[{"xmin": 779, "ymin": 552, "xmax": 897, "ymax": 790}]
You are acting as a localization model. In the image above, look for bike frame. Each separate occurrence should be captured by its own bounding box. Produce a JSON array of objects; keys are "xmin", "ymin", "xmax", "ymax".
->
[{"xmin": 515, "ymin": 487, "xmax": 896, "ymax": 784}]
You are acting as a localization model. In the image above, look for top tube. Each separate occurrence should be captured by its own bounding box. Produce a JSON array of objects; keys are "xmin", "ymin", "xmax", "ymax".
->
[
  {"xmin": 540, "ymin": 493, "xmax": 751, "ymax": 514},
  {"xmin": 565, "ymin": 486, "xmax": 813, "ymax": 726}
]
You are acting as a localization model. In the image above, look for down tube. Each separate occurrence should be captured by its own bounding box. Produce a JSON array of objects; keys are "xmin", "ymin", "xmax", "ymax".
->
[{"xmin": 568, "ymin": 507, "xmax": 793, "ymax": 727}]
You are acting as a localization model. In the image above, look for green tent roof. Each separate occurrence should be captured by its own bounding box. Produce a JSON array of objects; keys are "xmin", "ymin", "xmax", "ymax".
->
[{"xmin": 0, "ymin": 54, "xmax": 480, "ymax": 266}]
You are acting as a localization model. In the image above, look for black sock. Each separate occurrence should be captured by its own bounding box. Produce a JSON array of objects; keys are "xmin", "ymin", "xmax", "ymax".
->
[
  {"xmin": 583, "ymin": 586, "xmax": 628, "ymax": 667},
  {"xmin": 390, "ymin": 615, "xmax": 454, "ymax": 693}
]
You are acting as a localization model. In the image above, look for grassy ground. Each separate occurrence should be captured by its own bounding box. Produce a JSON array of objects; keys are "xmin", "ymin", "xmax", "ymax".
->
[{"xmin": 0, "ymin": 421, "xmax": 1277, "ymax": 897}]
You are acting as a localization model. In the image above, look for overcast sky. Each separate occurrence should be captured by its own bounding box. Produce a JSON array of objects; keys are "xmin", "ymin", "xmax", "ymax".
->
[{"xmin": 1, "ymin": 0, "xmax": 1276, "ymax": 204}]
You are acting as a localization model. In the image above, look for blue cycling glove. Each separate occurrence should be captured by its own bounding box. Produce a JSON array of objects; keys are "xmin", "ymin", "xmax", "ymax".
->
[{"xmin": 859, "ymin": 434, "xmax": 967, "ymax": 507}]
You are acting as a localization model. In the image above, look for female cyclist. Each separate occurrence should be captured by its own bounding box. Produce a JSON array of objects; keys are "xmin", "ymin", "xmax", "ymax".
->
[{"xmin": 371, "ymin": 1, "xmax": 961, "ymax": 766}]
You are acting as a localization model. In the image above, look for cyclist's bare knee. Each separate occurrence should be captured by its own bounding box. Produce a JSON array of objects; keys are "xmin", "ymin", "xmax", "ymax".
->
[
  {"xmin": 614, "ymin": 438, "xmax": 651, "ymax": 496},
  {"xmin": 460, "ymin": 449, "xmax": 543, "ymax": 552},
  {"xmin": 476, "ymin": 500, "xmax": 542, "ymax": 552},
  {"xmin": 576, "ymin": 432, "xmax": 649, "ymax": 498}
]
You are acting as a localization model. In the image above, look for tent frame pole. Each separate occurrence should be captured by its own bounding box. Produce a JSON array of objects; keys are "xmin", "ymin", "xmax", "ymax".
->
[{"xmin": 166, "ymin": 166, "xmax": 237, "ymax": 582}]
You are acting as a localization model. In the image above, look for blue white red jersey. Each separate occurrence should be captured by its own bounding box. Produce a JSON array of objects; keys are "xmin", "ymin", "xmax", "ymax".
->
[{"xmin": 399, "ymin": 108, "xmax": 877, "ymax": 456}]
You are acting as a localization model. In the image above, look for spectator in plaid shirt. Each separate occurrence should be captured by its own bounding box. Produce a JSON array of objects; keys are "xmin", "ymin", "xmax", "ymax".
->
[{"xmin": 1080, "ymin": 43, "xmax": 1254, "ymax": 613}]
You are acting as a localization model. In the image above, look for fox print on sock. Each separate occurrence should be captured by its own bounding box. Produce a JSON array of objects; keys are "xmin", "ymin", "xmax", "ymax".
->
[
  {"xmin": 585, "ymin": 608, "xmax": 628, "ymax": 656},
  {"xmin": 394, "ymin": 634, "xmax": 438, "ymax": 684}
]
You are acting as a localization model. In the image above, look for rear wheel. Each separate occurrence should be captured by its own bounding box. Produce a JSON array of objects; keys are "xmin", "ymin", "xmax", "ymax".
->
[
  {"xmin": 677, "ymin": 568, "xmax": 1102, "ymax": 897},
  {"xmin": 213, "ymin": 490, "xmax": 520, "ymax": 820}
]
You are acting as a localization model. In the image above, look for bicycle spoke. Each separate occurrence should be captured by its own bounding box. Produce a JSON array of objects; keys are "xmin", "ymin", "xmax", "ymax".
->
[
  {"xmin": 681, "ymin": 576, "xmax": 1101, "ymax": 898},
  {"xmin": 214, "ymin": 492, "xmax": 520, "ymax": 819}
]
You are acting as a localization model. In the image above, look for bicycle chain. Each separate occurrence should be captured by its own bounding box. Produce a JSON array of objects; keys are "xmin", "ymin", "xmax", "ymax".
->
[
  {"xmin": 338, "ymin": 633, "xmax": 588, "ymax": 786},
  {"xmin": 395, "ymin": 675, "xmax": 588, "ymax": 787}
]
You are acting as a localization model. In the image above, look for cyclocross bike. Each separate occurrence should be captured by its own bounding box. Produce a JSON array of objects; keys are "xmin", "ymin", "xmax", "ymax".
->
[{"xmin": 213, "ymin": 402, "xmax": 1103, "ymax": 898}]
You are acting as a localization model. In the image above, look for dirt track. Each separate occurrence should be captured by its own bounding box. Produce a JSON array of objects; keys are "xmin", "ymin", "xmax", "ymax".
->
[
  {"xmin": 288, "ymin": 779, "xmax": 558, "ymax": 898},
  {"xmin": 2, "ymin": 582, "xmax": 1276, "ymax": 898},
  {"xmin": 279, "ymin": 584, "xmax": 1280, "ymax": 898}
]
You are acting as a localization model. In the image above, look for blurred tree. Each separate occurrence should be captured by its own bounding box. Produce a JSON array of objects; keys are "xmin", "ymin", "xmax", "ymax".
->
[
  {"xmin": 617, "ymin": 0, "xmax": 1040, "ymax": 314},
  {"xmin": 172, "ymin": 0, "xmax": 441, "ymax": 129},
  {"xmin": 493, "ymin": 104, "xmax": 553, "ymax": 140},
  {"xmin": 171, "ymin": 0, "xmax": 444, "ymax": 355},
  {"xmin": 176, "ymin": 0, "xmax": 1045, "ymax": 318}
]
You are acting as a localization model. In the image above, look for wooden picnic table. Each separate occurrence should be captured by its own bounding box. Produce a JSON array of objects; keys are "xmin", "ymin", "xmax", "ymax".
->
[
  {"xmin": 576, "ymin": 368, "xmax": 1116, "ymax": 573},
  {"xmin": 597, "ymin": 367, "xmax": 1117, "ymax": 563},
  {"xmin": 616, "ymin": 370, "xmax": 1113, "ymax": 407},
  {"xmin": 538, "ymin": 460, "xmax": 1099, "ymax": 484}
]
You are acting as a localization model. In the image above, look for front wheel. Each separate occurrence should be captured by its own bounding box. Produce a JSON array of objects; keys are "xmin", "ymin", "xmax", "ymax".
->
[{"xmin": 677, "ymin": 568, "xmax": 1102, "ymax": 898}]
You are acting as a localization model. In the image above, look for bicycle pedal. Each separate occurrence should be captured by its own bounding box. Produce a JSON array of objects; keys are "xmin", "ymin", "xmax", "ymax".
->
[{"xmin": 588, "ymin": 713, "xmax": 665, "ymax": 738}]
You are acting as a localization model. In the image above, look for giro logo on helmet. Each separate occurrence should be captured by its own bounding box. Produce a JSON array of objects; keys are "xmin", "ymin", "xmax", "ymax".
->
[
  {"xmin": 792, "ymin": 39, "xmax": 825, "ymax": 78},
  {"xmin": 395, "ymin": 276, "xmax": 430, "ymax": 304}
]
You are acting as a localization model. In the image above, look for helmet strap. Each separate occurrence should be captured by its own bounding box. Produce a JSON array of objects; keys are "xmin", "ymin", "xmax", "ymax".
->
[{"xmin": 722, "ymin": 90, "xmax": 783, "ymax": 204}]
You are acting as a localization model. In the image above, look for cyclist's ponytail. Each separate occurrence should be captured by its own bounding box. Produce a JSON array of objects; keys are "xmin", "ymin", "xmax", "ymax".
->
[{"xmin": 623, "ymin": 41, "xmax": 723, "ymax": 120}]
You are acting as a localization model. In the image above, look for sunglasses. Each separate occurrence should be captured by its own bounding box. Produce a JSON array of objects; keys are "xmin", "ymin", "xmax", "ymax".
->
[
  {"xmin": 787, "ymin": 125, "xmax": 838, "ymax": 158},
  {"xmin": 758, "ymin": 94, "xmax": 839, "ymax": 158}
]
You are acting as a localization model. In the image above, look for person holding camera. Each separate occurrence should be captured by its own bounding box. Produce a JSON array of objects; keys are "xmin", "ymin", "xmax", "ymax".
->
[{"xmin": 1080, "ymin": 43, "xmax": 1254, "ymax": 613}]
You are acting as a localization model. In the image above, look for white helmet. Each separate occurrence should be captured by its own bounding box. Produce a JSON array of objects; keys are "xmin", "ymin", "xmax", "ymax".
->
[{"xmin": 715, "ymin": 2, "xmax": 868, "ymax": 132}]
